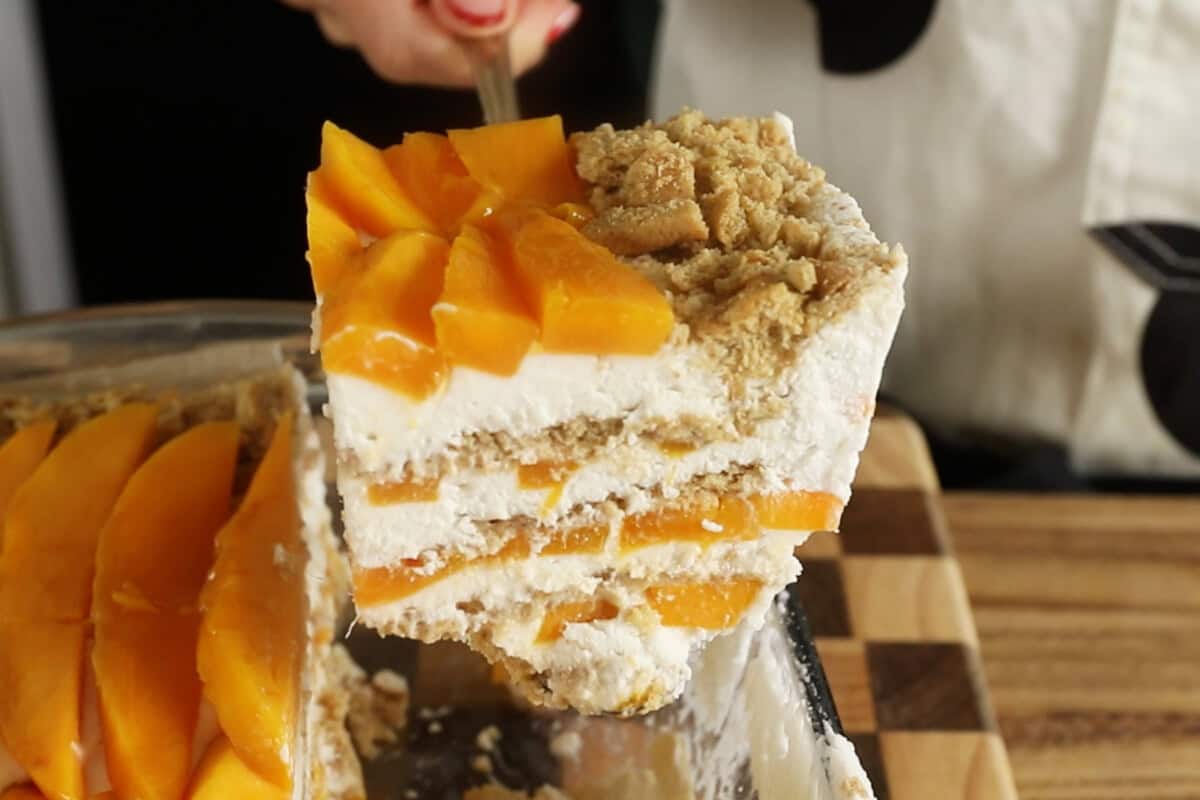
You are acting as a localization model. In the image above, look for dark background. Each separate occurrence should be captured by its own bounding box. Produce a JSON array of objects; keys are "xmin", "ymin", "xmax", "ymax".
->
[{"xmin": 35, "ymin": 0, "xmax": 658, "ymax": 306}]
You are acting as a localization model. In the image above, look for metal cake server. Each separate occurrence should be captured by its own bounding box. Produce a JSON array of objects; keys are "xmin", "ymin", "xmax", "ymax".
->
[{"xmin": 464, "ymin": 33, "xmax": 520, "ymax": 124}]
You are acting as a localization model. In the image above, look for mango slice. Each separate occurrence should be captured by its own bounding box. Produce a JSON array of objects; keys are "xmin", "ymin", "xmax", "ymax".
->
[
  {"xmin": 0, "ymin": 420, "xmax": 55, "ymax": 551},
  {"xmin": 645, "ymin": 578, "xmax": 763, "ymax": 629},
  {"xmin": 537, "ymin": 598, "xmax": 618, "ymax": 642},
  {"xmin": 383, "ymin": 133, "xmax": 494, "ymax": 234},
  {"xmin": 515, "ymin": 460, "xmax": 577, "ymax": 490},
  {"xmin": 320, "ymin": 230, "xmax": 450, "ymax": 399},
  {"xmin": 621, "ymin": 497, "xmax": 757, "ymax": 551},
  {"xmin": 185, "ymin": 737, "xmax": 287, "ymax": 800},
  {"xmin": 0, "ymin": 405, "xmax": 157, "ymax": 800},
  {"xmin": 197, "ymin": 416, "xmax": 305, "ymax": 789},
  {"xmin": 305, "ymin": 182, "xmax": 361, "ymax": 299},
  {"xmin": 447, "ymin": 116, "xmax": 584, "ymax": 207},
  {"xmin": 315, "ymin": 122, "xmax": 436, "ymax": 238},
  {"xmin": 366, "ymin": 477, "xmax": 440, "ymax": 504},
  {"xmin": 432, "ymin": 225, "xmax": 538, "ymax": 376},
  {"xmin": 92, "ymin": 422, "xmax": 238, "ymax": 800},
  {"xmin": 0, "ymin": 620, "xmax": 87, "ymax": 800},
  {"xmin": 353, "ymin": 536, "xmax": 530, "ymax": 608},
  {"xmin": 750, "ymin": 491, "xmax": 842, "ymax": 531},
  {"xmin": 0, "ymin": 784, "xmax": 47, "ymax": 800},
  {"xmin": 505, "ymin": 211, "xmax": 675, "ymax": 354}
]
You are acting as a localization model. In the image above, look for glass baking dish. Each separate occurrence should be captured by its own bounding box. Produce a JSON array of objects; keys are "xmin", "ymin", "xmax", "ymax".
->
[{"xmin": 0, "ymin": 301, "xmax": 868, "ymax": 800}]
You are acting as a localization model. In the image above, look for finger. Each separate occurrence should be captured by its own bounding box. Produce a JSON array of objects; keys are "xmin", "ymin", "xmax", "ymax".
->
[
  {"xmin": 428, "ymin": 0, "xmax": 518, "ymax": 39},
  {"xmin": 315, "ymin": 10, "xmax": 355, "ymax": 47},
  {"xmin": 508, "ymin": 0, "xmax": 579, "ymax": 76},
  {"xmin": 338, "ymin": 0, "xmax": 476, "ymax": 87}
]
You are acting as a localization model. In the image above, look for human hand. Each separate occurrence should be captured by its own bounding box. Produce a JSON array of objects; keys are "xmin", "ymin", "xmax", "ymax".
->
[{"xmin": 282, "ymin": 0, "xmax": 581, "ymax": 88}]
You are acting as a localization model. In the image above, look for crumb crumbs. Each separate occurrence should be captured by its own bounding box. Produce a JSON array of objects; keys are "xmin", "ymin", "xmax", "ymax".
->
[
  {"xmin": 476, "ymin": 724, "xmax": 502, "ymax": 753},
  {"xmin": 571, "ymin": 109, "xmax": 902, "ymax": 403},
  {"xmin": 700, "ymin": 518, "xmax": 723, "ymax": 533},
  {"xmin": 549, "ymin": 730, "xmax": 582, "ymax": 762}
]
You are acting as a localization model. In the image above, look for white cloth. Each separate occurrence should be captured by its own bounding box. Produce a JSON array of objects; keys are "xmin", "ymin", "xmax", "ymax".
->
[{"xmin": 653, "ymin": 0, "xmax": 1200, "ymax": 477}]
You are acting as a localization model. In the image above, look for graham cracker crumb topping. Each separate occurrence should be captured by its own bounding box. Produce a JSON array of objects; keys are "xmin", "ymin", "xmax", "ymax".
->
[{"xmin": 571, "ymin": 109, "xmax": 902, "ymax": 390}]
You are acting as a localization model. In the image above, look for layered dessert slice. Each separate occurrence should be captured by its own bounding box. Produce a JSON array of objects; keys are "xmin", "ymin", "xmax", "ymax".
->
[
  {"xmin": 310, "ymin": 110, "xmax": 906, "ymax": 714},
  {"xmin": 0, "ymin": 366, "xmax": 364, "ymax": 800}
]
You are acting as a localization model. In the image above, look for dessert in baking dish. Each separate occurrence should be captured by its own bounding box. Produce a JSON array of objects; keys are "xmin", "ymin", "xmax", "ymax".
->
[
  {"xmin": 0, "ymin": 367, "xmax": 363, "ymax": 800},
  {"xmin": 309, "ymin": 110, "xmax": 905, "ymax": 715}
]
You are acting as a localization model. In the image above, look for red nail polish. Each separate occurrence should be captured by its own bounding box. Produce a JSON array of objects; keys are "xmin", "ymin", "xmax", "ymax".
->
[
  {"xmin": 444, "ymin": 0, "xmax": 508, "ymax": 27},
  {"xmin": 546, "ymin": 4, "xmax": 580, "ymax": 45}
]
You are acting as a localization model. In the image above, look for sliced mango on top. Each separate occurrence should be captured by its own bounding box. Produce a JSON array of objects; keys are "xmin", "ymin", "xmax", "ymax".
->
[
  {"xmin": 448, "ymin": 116, "xmax": 585, "ymax": 207},
  {"xmin": 0, "ymin": 404, "xmax": 158, "ymax": 619},
  {"xmin": 197, "ymin": 415, "xmax": 305, "ymax": 790},
  {"xmin": 319, "ymin": 230, "xmax": 450, "ymax": 399},
  {"xmin": 92, "ymin": 422, "xmax": 239, "ymax": 800},
  {"xmin": 305, "ymin": 180, "xmax": 361, "ymax": 299},
  {"xmin": 0, "ymin": 404, "xmax": 157, "ymax": 800},
  {"xmin": 384, "ymin": 132, "xmax": 495, "ymax": 235},
  {"xmin": 316, "ymin": 121, "xmax": 436, "ymax": 238},
  {"xmin": 0, "ymin": 420, "xmax": 55, "ymax": 551},
  {"xmin": 185, "ymin": 736, "xmax": 287, "ymax": 800},
  {"xmin": 433, "ymin": 225, "xmax": 538, "ymax": 375},
  {"xmin": 0, "ymin": 620, "xmax": 88, "ymax": 800},
  {"xmin": 503, "ymin": 211, "xmax": 674, "ymax": 355},
  {"xmin": 0, "ymin": 785, "xmax": 48, "ymax": 800}
]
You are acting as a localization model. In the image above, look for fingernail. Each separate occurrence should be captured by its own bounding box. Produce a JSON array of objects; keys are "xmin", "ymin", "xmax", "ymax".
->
[
  {"xmin": 445, "ymin": 0, "xmax": 509, "ymax": 27},
  {"xmin": 546, "ymin": 3, "xmax": 581, "ymax": 45}
]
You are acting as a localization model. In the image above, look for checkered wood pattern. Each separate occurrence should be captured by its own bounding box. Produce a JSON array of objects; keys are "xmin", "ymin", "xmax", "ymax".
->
[{"xmin": 797, "ymin": 415, "xmax": 1018, "ymax": 799}]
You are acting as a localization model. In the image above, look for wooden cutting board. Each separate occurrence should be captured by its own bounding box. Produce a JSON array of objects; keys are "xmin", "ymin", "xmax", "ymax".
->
[{"xmin": 794, "ymin": 412, "xmax": 1019, "ymax": 799}]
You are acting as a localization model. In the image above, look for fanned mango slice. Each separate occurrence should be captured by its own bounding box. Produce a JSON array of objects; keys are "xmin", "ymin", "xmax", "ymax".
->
[
  {"xmin": 320, "ymin": 230, "xmax": 450, "ymax": 399},
  {"xmin": 197, "ymin": 416, "xmax": 304, "ymax": 789},
  {"xmin": 305, "ymin": 181, "xmax": 361, "ymax": 298},
  {"xmin": 0, "ymin": 404, "xmax": 158, "ymax": 618},
  {"xmin": 448, "ymin": 116, "xmax": 585, "ymax": 207},
  {"xmin": 0, "ymin": 420, "xmax": 55, "ymax": 551},
  {"xmin": 433, "ymin": 225, "xmax": 538, "ymax": 375},
  {"xmin": 185, "ymin": 737, "xmax": 287, "ymax": 800},
  {"xmin": 92, "ymin": 422, "xmax": 238, "ymax": 800},
  {"xmin": 94, "ymin": 618, "xmax": 203, "ymax": 800},
  {"xmin": 0, "ymin": 620, "xmax": 87, "ymax": 800},
  {"xmin": 505, "ymin": 211, "xmax": 674, "ymax": 354},
  {"xmin": 645, "ymin": 578, "xmax": 763, "ymax": 629},
  {"xmin": 621, "ymin": 497, "xmax": 757, "ymax": 551},
  {"xmin": 750, "ymin": 491, "xmax": 842, "ymax": 532},
  {"xmin": 537, "ymin": 598, "xmax": 618, "ymax": 642},
  {"xmin": 383, "ymin": 133, "xmax": 495, "ymax": 234},
  {"xmin": 0, "ymin": 405, "xmax": 157, "ymax": 800},
  {"xmin": 316, "ymin": 122, "xmax": 436, "ymax": 238}
]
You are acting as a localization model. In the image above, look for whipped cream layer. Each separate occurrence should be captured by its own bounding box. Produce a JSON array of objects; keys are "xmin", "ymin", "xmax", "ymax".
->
[
  {"xmin": 360, "ymin": 535, "xmax": 805, "ymax": 713},
  {"xmin": 337, "ymin": 264, "xmax": 903, "ymax": 568}
]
